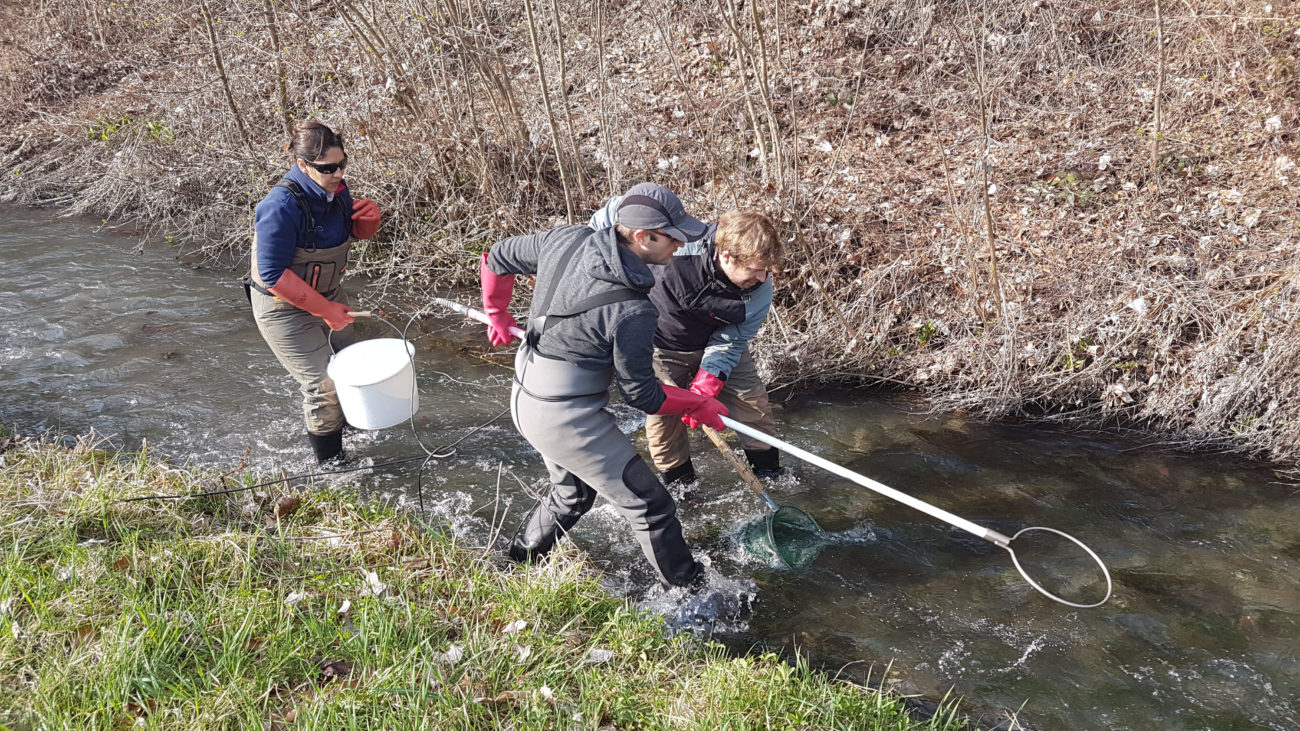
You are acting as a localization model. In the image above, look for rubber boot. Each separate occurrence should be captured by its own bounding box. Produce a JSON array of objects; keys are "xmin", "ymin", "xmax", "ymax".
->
[
  {"xmin": 507, "ymin": 501, "xmax": 583, "ymax": 564},
  {"xmin": 661, "ymin": 460, "xmax": 697, "ymax": 487},
  {"xmin": 680, "ymin": 560, "xmax": 707, "ymax": 590},
  {"xmin": 307, "ymin": 429, "xmax": 345, "ymax": 465},
  {"xmin": 744, "ymin": 447, "xmax": 782, "ymax": 479}
]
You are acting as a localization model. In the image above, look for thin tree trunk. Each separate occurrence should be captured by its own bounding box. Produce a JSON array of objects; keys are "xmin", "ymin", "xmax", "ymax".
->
[
  {"xmin": 1152, "ymin": 0, "xmax": 1165, "ymax": 176},
  {"xmin": 746, "ymin": 0, "xmax": 783, "ymax": 193},
  {"xmin": 941, "ymin": 146, "xmax": 989, "ymax": 331},
  {"xmin": 549, "ymin": 0, "xmax": 588, "ymax": 193},
  {"xmin": 84, "ymin": 0, "xmax": 107, "ymax": 51},
  {"xmin": 198, "ymin": 0, "xmax": 257, "ymax": 163},
  {"xmin": 522, "ymin": 0, "xmax": 575, "ymax": 222},
  {"xmin": 593, "ymin": 0, "xmax": 617, "ymax": 193},
  {"xmin": 262, "ymin": 0, "xmax": 292, "ymax": 139},
  {"xmin": 973, "ymin": 0, "xmax": 1005, "ymax": 320}
]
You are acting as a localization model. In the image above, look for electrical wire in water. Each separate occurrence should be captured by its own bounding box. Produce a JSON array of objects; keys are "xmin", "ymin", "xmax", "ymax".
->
[{"xmin": 118, "ymin": 309, "xmax": 510, "ymax": 513}]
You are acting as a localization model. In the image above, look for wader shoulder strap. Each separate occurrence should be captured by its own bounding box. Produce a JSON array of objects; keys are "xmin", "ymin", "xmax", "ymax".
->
[
  {"xmin": 527, "ymin": 235, "xmax": 649, "ymax": 347},
  {"xmin": 532, "ymin": 235, "xmax": 586, "ymax": 320},
  {"xmin": 274, "ymin": 178, "xmax": 316, "ymax": 251},
  {"xmin": 539, "ymin": 289, "xmax": 648, "ymax": 329}
]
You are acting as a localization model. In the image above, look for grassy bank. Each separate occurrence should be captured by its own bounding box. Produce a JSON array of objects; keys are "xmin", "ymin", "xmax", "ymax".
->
[
  {"xmin": 0, "ymin": 435, "xmax": 965, "ymax": 729},
  {"xmin": 4, "ymin": 1, "xmax": 1298, "ymax": 465}
]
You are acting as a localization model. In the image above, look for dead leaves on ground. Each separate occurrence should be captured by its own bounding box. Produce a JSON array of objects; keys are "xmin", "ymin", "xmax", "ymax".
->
[
  {"xmin": 272, "ymin": 496, "xmax": 301, "ymax": 519},
  {"xmin": 319, "ymin": 658, "xmax": 353, "ymax": 682}
]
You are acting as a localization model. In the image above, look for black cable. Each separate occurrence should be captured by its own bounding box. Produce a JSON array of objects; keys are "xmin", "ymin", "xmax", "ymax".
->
[
  {"xmin": 120, "ymin": 303, "xmax": 511, "ymax": 505},
  {"xmin": 116, "ymin": 405, "xmax": 510, "ymax": 503}
]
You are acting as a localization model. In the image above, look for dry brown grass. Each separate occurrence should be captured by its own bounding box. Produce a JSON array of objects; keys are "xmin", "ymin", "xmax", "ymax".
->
[{"xmin": 2, "ymin": 1, "xmax": 1299, "ymax": 464}]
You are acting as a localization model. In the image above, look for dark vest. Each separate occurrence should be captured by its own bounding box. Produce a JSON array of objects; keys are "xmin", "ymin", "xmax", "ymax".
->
[{"xmin": 650, "ymin": 234, "xmax": 753, "ymax": 352}]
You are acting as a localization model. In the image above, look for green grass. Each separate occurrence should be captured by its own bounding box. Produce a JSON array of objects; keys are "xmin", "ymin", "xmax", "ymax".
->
[{"xmin": 0, "ymin": 435, "xmax": 966, "ymax": 730}]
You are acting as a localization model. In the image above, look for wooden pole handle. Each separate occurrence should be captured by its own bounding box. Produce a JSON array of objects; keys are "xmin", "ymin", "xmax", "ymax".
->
[{"xmin": 702, "ymin": 425, "xmax": 777, "ymax": 512}]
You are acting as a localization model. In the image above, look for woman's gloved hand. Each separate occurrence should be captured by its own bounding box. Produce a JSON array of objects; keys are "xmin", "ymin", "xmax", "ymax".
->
[
  {"xmin": 480, "ymin": 252, "xmax": 519, "ymax": 346},
  {"xmin": 655, "ymin": 384, "xmax": 729, "ymax": 431},
  {"xmin": 351, "ymin": 198, "xmax": 381, "ymax": 239},
  {"xmin": 267, "ymin": 269, "xmax": 356, "ymax": 331}
]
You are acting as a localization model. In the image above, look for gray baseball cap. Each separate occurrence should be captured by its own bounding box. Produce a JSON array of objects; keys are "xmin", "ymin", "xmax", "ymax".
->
[{"xmin": 615, "ymin": 182, "xmax": 708, "ymax": 243}]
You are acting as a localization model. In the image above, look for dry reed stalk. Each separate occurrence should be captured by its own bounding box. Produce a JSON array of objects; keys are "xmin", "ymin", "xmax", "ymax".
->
[{"xmin": 1152, "ymin": 0, "xmax": 1165, "ymax": 176}]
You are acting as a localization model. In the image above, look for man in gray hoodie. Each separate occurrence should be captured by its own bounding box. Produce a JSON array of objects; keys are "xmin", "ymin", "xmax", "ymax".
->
[{"xmin": 479, "ymin": 183, "xmax": 729, "ymax": 588}]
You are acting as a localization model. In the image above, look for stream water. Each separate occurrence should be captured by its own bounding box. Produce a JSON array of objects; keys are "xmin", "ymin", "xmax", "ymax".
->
[{"xmin": 3, "ymin": 206, "xmax": 1297, "ymax": 729}]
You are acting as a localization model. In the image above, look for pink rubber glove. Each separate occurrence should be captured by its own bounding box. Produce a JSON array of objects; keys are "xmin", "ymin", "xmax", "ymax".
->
[
  {"xmin": 683, "ymin": 369, "xmax": 726, "ymax": 428},
  {"xmin": 351, "ymin": 198, "xmax": 381, "ymax": 239},
  {"xmin": 480, "ymin": 252, "xmax": 519, "ymax": 347},
  {"xmin": 268, "ymin": 269, "xmax": 355, "ymax": 331},
  {"xmin": 688, "ymin": 369, "xmax": 725, "ymax": 398},
  {"xmin": 655, "ymin": 384, "xmax": 729, "ymax": 431}
]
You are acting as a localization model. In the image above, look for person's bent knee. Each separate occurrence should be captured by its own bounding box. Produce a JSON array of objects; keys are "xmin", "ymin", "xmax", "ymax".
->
[{"xmin": 622, "ymin": 456, "xmax": 676, "ymax": 525}]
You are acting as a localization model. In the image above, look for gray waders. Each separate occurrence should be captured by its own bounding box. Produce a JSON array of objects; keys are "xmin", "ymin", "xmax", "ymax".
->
[
  {"xmin": 247, "ymin": 180, "xmax": 356, "ymax": 460},
  {"xmin": 250, "ymin": 286, "xmax": 357, "ymax": 438},
  {"xmin": 509, "ymin": 345, "xmax": 702, "ymax": 587}
]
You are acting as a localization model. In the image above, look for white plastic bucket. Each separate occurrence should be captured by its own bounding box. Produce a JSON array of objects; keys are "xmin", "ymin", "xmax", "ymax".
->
[{"xmin": 327, "ymin": 338, "xmax": 418, "ymax": 430}]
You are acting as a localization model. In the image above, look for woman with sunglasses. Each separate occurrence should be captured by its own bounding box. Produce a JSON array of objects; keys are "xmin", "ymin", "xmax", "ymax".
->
[{"xmin": 247, "ymin": 119, "xmax": 382, "ymax": 464}]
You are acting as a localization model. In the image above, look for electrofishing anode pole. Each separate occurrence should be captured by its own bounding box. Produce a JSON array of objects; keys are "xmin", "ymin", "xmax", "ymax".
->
[
  {"xmin": 433, "ymin": 298, "xmax": 525, "ymax": 340},
  {"xmin": 434, "ymin": 297, "xmax": 999, "ymax": 537},
  {"xmin": 434, "ymin": 297, "xmax": 1113, "ymax": 607}
]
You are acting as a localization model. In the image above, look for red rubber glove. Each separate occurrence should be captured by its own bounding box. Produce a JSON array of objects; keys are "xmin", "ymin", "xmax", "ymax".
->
[
  {"xmin": 268, "ymin": 269, "xmax": 355, "ymax": 331},
  {"xmin": 351, "ymin": 198, "xmax": 381, "ymax": 239},
  {"xmin": 655, "ymin": 384, "xmax": 729, "ymax": 431},
  {"xmin": 480, "ymin": 252, "xmax": 519, "ymax": 347},
  {"xmin": 683, "ymin": 369, "xmax": 726, "ymax": 428},
  {"xmin": 688, "ymin": 369, "xmax": 725, "ymax": 398}
]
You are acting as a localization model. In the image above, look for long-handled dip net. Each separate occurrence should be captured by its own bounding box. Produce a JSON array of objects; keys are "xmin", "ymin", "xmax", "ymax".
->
[
  {"xmin": 701, "ymin": 427, "xmax": 826, "ymax": 569},
  {"xmin": 721, "ymin": 418, "xmax": 1113, "ymax": 608},
  {"xmin": 433, "ymin": 298, "xmax": 1112, "ymax": 608}
]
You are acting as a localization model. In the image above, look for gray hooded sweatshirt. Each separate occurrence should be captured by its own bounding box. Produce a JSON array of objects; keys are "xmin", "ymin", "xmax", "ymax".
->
[{"xmin": 485, "ymin": 225, "xmax": 667, "ymax": 414}]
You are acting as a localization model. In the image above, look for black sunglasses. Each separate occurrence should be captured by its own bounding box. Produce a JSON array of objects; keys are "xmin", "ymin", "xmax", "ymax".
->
[{"xmin": 301, "ymin": 155, "xmax": 348, "ymax": 175}]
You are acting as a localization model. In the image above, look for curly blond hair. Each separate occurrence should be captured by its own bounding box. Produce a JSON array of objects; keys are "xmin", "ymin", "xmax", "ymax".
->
[{"xmin": 715, "ymin": 210, "xmax": 783, "ymax": 270}]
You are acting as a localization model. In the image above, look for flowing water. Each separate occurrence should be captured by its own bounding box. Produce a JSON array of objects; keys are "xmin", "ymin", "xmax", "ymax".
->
[{"xmin": 3, "ymin": 206, "xmax": 1297, "ymax": 729}]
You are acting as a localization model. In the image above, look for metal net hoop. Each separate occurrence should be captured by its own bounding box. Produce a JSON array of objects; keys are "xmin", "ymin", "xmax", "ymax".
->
[
  {"xmin": 764, "ymin": 505, "xmax": 825, "ymax": 569},
  {"xmin": 1005, "ymin": 526, "xmax": 1113, "ymax": 609}
]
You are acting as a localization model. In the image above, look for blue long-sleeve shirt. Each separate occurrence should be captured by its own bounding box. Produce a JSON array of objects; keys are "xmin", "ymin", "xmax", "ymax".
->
[{"xmin": 253, "ymin": 165, "xmax": 355, "ymax": 287}]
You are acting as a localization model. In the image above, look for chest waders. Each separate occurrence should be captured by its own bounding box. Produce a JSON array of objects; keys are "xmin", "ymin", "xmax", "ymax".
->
[
  {"xmin": 247, "ymin": 177, "xmax": 357, "ymax": 445},
  {"xmin": 507, "ymin": 238, "xmax": 704, "ymax": 588},
  {"xmin": 247, "ymin": 178, "xmax": 352, "ymax": 299}
]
